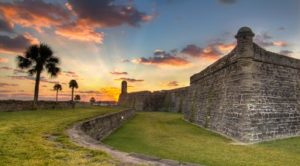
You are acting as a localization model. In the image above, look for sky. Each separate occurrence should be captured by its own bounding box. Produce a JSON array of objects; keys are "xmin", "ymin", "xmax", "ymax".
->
[{"xmin": 0, "ymin": 0, "xmax": 299, "ymax": 101}]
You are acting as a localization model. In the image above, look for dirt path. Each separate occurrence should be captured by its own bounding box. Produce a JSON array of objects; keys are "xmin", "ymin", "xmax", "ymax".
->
[{"xmin": 67, "ymin": 121, "xmax": 200, "ymax": 166}]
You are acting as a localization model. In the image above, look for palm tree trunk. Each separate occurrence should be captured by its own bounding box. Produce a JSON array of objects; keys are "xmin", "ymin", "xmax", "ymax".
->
[
  {"xmin": 56, "ymin": 90, "xmax": 58, "ymax": 102},
  {"xmin": 71, "ymin": 88, "xmax": 75, "ymax": 109},
  {"xmin": 33, "ymin": 71, "xmax": 41, "ymax": 108},
  {"xmin": 71, "ymin": 88, "xmax": 74, "ymax": 102}
]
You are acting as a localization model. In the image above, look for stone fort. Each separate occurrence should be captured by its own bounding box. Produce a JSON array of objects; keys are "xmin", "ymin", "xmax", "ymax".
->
[{"xmin": 118, "ymin": 27, "xmax": 300, "ymax": 143}]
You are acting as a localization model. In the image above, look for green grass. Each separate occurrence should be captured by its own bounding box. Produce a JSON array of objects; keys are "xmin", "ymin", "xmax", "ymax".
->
[
  {"xmin": 103, "ymin": 112, "xmax": 300, "ymax": 166},
  {"xmin": 0, "ymin": 107, "xmax": 121, "ymax": 166}
]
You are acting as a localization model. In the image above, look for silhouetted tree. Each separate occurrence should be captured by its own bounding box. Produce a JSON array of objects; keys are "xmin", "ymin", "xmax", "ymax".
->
[
  {"xmin": 69, "ymin": 80, "xmax": 78, "ymax": 102},
  {"xmin": 74, "ymin": 95, "xmax": 81, "ymax": 102},
  {"xmin": 90, "ymin": 97, "xmax": 96, "ymax": 105},
  {"xmin": 53, "ymin": 83, "xmax": 62, "ymax": 102},
  {"xmin": 16, "ymin": 44, "xmax": 60, "ymax": 107}
]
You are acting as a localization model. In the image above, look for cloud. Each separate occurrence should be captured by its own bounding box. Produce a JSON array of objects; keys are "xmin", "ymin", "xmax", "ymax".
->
[
  {"xmin": 0, "ymin": 66, "xmax": 27, "ymax": 74},
  {"xmin": 181, "ymin": 42, "xmax": 231, "ymax": 60},
  {"xmin": 181, "ymin": 45, "xmax": 202, "ymax": 57},
  {"xmin": 0, "ymin": 90, "xmax": 12, "ymax": 93},
  {"xmin": 0, "ymin": 33, "xmax": 38, "ymax": 54},
  {"xmin": 78, "ymin": 90, "xmax": 99, "ymax": 94},
  {"xmin": 255, "ymin": 33, "xmax": 288, "ymax": 47},
  {"xmin": 131, "ymin": 41, "xmax": 234, "ymax": 68},
  {"xmin": 261, "ymin": 32, "xmax": 272, "ymax": 40},
  {"xmin": 132, "ymin": 50, "xmax": 190, "ymax": 67},
  {"xmin": 0, "ymin": 66, "xmax": 12, "ymax": 70},
  {"xmin": 279, "ymin": 50, "xmax": 293, "ymax": 56},
  {"xmin": 62, "ymin": 71, "xmax": 79, "ymax": 78},
  {"xmin": 0, "ymin": 58, "xmax": 8, "ymax": 63},
  {"xmin": 13, "ymin": 68, "xmax": 27, "ymax": 74},
  {"xmin": 216, "ymin": 43, "xmax": 235, "ymax": 52},
  {"xmin": 74, "ymin": 87, "xmax": 120, "ymax": 101},
  {"xmin": 272, "ymin": 41, "xmax": 287, "ymax": 47},
  {"xmin": 55, "ymin": 21, "xmax": 104, "ymax": 43},
  {"xmin": 110, "ymin": 71, "xmax": 128, "ymax": 75},
  {"xmin": 56, "ymin": 0, "xmax": 154, "ymax": 43},
  {"xmin": 0, "ymin": 82, "xmax": 18, "ymax": 87},
  {"xmin": 8, "ymin": 75, "xmax": 58, "ymax": 84},
  {"xmin": 0, "ymin": 18, "xmax": 13, "ymax": 33},
  {"xmin": 167, "ymin": 81, "xmax": 179, "ymax": 87},
  {"xmin": 67, "ymin": 0, "xmax": 153, "ymax": 28},
  {"xmin": 0, "ymin": 0, "xmax": 71, "ymax": 32},
  {"xmin": 122, "ymin": 59, "xmax": 130, "ymax": 63},
  {"xmin": 218, "ymin": 0, "xmax": 237, "ymax": 4},
  {"xmin": 115, "ymin": 77, "xmax": 144, "ymax": 83},
  {"xmin": 0, "ymin": 0, "xmax": 152, "ymax": 44}
]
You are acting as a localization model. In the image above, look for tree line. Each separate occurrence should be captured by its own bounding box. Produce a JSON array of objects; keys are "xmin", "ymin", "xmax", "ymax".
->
[{"xmin": 16, "ymin": 43, "xmax": 95, "ymax": 107}]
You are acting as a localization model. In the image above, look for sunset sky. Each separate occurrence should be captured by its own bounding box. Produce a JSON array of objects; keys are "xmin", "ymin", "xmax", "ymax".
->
[{"xmin": 0, "ymin": 0, "xmax": 299, "ymax": 101}]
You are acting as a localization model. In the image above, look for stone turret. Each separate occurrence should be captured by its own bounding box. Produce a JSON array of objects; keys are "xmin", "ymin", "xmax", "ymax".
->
[
  {"xmin": 121, "ymin": 81, "xmax": 127, "ymax": 94},
  {"xmin": 235, "ymin": 26, "xmax": 255, "ymax": 57}
]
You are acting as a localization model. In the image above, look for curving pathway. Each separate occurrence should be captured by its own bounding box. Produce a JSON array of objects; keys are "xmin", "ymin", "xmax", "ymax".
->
[{"xmin": 67, "ymin": 115, "xmax": 201, "ymax": 166}]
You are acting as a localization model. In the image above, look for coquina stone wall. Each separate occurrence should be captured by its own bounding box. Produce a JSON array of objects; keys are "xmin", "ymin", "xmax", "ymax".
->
[
  {"xmin": 0, "ymin": 100, "xmax": 90, "ymax": 112},
  {"xmin": 80, "ymin": 109, "xmax": 135, "ymax": 140},
  {"xmin": 118, "ymin": 87, "xmax": 188, "ymax": 112},
  {"xmin": 118, "ymin": 27, "xmax": 300, "ymax": 143}
]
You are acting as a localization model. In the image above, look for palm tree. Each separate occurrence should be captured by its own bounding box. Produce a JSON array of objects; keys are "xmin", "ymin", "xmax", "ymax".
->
[
  {"xmin": 69, "ymin": 80, "xmax": 78, "ymax": 102},
  {"xmin": 74, "ymin": 95, "xmax": 81, "ymax": 102},
  {"xmin": 16, "ymin": 44, "xmax": 60, "ymax": 107},
  {"xmin": 90, "ymin": 97, "xmax": 96, "ymax": 104},
  {"xmin": 53, "ymin": 83, "xmax": 62, "ymax": 102}
]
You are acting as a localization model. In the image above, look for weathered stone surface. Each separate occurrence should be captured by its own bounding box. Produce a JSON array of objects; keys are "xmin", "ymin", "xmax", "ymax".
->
[
  {"xmin": 118, "ymin": 87, "xmax": 188, "ymax": 112},
  {"xmin": 0, "ymin": 100, "xmax": 89, "ymax": 112},
  {"xmin": 80, "ymin": 109, "xmax": 135, "ymax": 140},
  {"xmin": 118, "ymin": 27, "xmax": 300, "ymax": 143}
]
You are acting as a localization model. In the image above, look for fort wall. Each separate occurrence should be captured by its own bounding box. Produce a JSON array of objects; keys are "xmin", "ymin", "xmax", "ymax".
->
[{"xmin": 118, "ymin": 27, "xmax": 300, "ymax": 143}]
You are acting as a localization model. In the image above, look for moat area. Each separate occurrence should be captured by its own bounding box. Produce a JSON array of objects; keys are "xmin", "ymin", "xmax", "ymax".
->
[{"xmin": 103, "ymin": 112, "xmax": 300, "ymax": 166}]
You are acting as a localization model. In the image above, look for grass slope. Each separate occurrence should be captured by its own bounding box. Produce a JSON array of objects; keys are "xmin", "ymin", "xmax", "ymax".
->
[
  {"xmin": 103, "ymin": 112, "xmax": 300, "ymax": 166},
  {"xmin": 0, "ymin": 107, "xmax": 121, "ymax": 166}
]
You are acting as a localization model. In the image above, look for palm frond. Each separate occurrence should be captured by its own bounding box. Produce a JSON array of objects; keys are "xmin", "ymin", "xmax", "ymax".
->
[
  {"xmin": 48, "ymin": 66, "xmax": 60, "ymax": 77},
  {"xmin": 25, "ymin": 45, "xmax": 39, "ymax": 60},
  {"xmin": 28, "ymin": 68, "xmax": 37, "ymax": 76},
  {"xmin": 16, "ymin": 56, "xmax": 32, "ymax": 69},
  {"xmin": 47, "ymin": 57, "xmax": 59, "ymax": 64},
  {"xmin": 53, "ymin": 83, "xmax": 62, "ymax": 91},
  {"xmin": 69, "ymin": 80, "xmax": 78, "ymax": 89},
  {"xmin": 39, "ymin": 44, "xmax": 53, "ymax": 61}
]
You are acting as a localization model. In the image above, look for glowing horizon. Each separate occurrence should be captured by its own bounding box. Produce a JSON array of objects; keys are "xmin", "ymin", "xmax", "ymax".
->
[{"xmin": 0, "ymin": 0, "xmax": 299, "ymax": 102}]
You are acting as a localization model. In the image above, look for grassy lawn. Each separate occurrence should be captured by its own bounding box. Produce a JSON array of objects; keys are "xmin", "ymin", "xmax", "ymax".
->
[
  {"xmin": 103, "ymin": 112, "xmax": 300, "ymax": 166},
  {"xmin": 0, "ymin": 107, "xmax": 121, "ymax": 166}
]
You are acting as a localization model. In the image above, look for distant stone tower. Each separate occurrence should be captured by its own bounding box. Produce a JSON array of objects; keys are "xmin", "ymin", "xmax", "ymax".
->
[
  {"xmin": 121, "ymin": 81, "xmax": 127, "ymax": 94},
  {"xmin": 235, "ymin": 26, "xmax": 255, "ymax": 56},
  {"xmin": 118, "ymin": 81, "xmax": 127, "ymax": 105}
]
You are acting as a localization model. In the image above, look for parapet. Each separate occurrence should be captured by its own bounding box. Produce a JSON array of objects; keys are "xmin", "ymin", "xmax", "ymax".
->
[{"xmin": 191, "ymin": 27, "xmax": 300, "ymax": 84}]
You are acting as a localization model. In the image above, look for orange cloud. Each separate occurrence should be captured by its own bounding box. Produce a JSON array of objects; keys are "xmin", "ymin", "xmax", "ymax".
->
[
  {"xmin": 272, "ymin": 41, "xmax": 287, "ymax": 47},
  {"xmin": 115, "ymin": 77, "xmax": 144, "ymax": 83},
  {"xmin": 55, "ymin": 21, "xmax": 104, "ymax": 44},
  {"xmin": 0, "ymin": 1, "xmax": 70, "ymax": 32},
  {"xmin": 167, "ymin": 81, "xmax": 179, "ymax": 87},
  {"xmin": 132, "ymin": 55, "xmax": 190, "ymax": 67},
  {"xmin": 181, "ymin": 44, "xmax": 221, "ymax": 59},
  {"xmin": 217, "ymin": 43, "xmax": 235, "ymax": 52},
  {"xmin": 200, "ymin": 46, "xmax": 221, "ymax": 61},
  {"xmin": 110, "ymin": 71, "xmax": 128, "ymax": 75},
  {"xmin": 0, "ymin": 58, "xmax": 8, "ymax": 63}
]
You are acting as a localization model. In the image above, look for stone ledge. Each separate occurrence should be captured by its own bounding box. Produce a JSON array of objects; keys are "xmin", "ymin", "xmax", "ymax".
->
[{"xmin": 80, "ymin": 109, "xmax": 135, "ymax": 141}]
